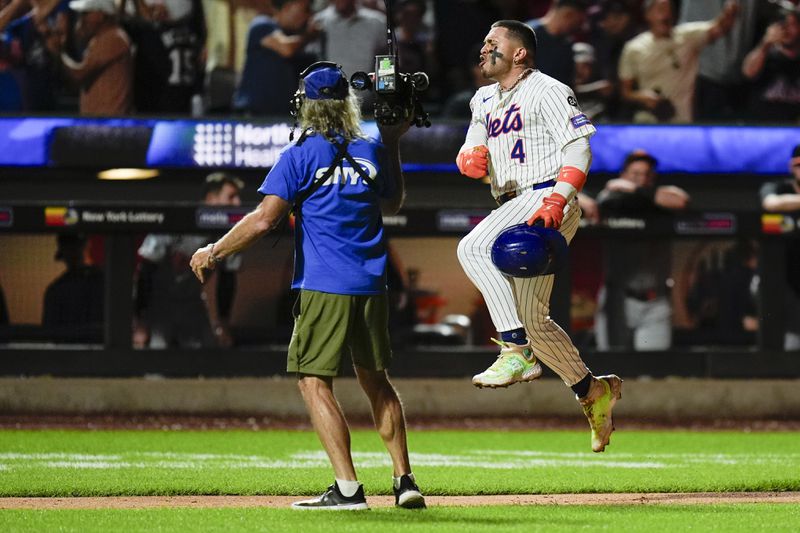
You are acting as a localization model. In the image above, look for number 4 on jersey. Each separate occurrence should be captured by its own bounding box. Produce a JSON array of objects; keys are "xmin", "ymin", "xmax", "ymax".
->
[{"xmin": 511, "ymin": 139, "xmax": 526, "ymax": 163}]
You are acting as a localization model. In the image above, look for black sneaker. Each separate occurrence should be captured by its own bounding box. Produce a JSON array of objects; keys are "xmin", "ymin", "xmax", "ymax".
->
[
  {"xmin": 393, "ymin": 474, "xmax": 426, "ymax": 509},
  {"xmin": 292, "ymin": 482, "xmax": 369, "ymax": 510}
]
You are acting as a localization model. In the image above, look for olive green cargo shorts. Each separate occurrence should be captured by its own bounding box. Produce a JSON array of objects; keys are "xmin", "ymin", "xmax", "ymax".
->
[{"xmin": 287, "ymin": 290, "xmax": 392, "ymax": 377}]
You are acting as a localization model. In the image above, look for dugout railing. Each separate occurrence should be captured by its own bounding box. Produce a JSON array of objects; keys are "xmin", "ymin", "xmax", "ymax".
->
[{"xmin": 0, "ymin": 203, "xmax": 798, "ymax": 379}]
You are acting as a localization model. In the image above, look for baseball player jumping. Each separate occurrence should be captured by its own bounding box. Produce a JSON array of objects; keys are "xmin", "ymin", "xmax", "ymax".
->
[{"xmin": 455, "ymin": 20, "xmax": 622, "ymax": 452}]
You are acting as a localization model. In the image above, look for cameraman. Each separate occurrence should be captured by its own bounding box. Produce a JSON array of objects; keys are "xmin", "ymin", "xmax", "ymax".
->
[{"xmin": 190, "ymin": 62, "xmax": 425, "ymax": 510}]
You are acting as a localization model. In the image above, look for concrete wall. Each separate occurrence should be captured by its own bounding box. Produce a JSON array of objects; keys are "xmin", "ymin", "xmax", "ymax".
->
[{"xmin": 2, "ymin": 377, "xmax": 799, "ymax": 419}]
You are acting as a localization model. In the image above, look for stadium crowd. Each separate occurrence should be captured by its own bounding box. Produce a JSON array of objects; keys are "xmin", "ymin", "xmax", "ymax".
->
[{"xmin": 0, "ymin": 0, "xmax": 798, "ymax": 122}]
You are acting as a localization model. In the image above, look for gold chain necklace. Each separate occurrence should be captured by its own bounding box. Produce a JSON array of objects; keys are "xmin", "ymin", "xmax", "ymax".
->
[{"xmin": 500, "ymin": 68, "xmax": 534, "ymax": 92}]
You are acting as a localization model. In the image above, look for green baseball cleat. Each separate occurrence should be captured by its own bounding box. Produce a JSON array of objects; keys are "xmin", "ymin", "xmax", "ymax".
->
[
  {"xmin": 579, "ymin": 374, "xmax": 623, "ymax": 452},
  {"xmin": 472, "ymin": 339, "xmax": 543, "ymax": 388}
]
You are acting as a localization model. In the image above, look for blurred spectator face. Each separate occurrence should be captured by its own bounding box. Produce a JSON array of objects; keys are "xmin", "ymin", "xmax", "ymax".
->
[
  {"xmin": 75, "ymin": 11, "xmax": 107, "ymax": 43},
  {"xmin": 205, "ymin": 183, "xmax": 242, "ymax": 206},
  {"xmin": 479, "ymin": 27, "xmax": 517, "ymax": 80},
  {"xmin": 575, "ymin": 59, "xmax": 593, "ymax": 85},
  {"xmin": 280, "ymin": 0, "xmax": 311, "ymax": 32},
  {"xmin": 600, "ymin": 10, "xmax": 633, "ymax": 37},
  {"xmin": 397, "ymin": 1, "xmax": 425, "ymax": 33},
  {"xmin": 333, "ymin": 0, "xmax": 357, "ymax": 16},
  {"xmin": 791, "ymin": 159, "xmax": 800, "ymax": 183},
  {"xmin": 558, "ymin": 7, "xmax": 587, "ymax": 34},
  {"xmin": 790, "ymin": 145, "xmax": 800, "ymax": 182},
  {"xmin": 55, "ymin": 235, "xmax": 88, "ymax": 270},
  {"xmin": 361, "ymin": 0, "xmax": 384, "ymax": 11},
  {"xmin": 573, "ymin": 43, "xmax": 594, "ymax": 84},
  {"xmin": 781, "ymin": 12, "xmax": 800, "ymax": 46},
  {"xmin": 621, "ymin": 160, "xmax": 656, "ymax": 188},
  {"xmin": 644, "ymin": 0, "xmax": 674, "ymax": 37},
  {"xmin": 158, "ymin": 0, "xmax": 193, "ymax": 21}
]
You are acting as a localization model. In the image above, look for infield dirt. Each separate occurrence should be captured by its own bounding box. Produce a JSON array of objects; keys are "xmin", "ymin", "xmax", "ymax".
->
[
  {"xmin": 3, "ymin": 414, "xmax": 800, "ymax": 431},
  {"xmin": 2, "ymin": 493, "xmax": 800, "ymax": 510}
]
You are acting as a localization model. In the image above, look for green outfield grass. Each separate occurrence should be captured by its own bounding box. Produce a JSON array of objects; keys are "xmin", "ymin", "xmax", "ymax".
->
[
  {"xmin": 2, "ymin": 505, "xmax": 800, "ymax": 533},
  {"xmin": 1, "ymin": 429, "xmax": 799, "ymax": 496}
]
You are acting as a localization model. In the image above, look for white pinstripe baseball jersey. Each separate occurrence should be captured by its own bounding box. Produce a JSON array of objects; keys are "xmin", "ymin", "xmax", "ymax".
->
[
  {"xmin": 462, "ymin": 70, "xmax": 596, "ymax": 199},
  {"xmin": 456, "ymin": 69, "xmax": 596, "ymax": 386}
]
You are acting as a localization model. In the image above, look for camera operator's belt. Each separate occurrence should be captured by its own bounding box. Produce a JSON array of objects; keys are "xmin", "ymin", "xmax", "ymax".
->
[{"xmin": 496, "ymin": 179, "xmax": 556, "ymax": 206}]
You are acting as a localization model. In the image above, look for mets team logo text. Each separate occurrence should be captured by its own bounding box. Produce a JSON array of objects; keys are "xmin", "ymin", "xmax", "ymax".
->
[{"xmin": 486, "ymin": 104, "xmax": 523, "ymax": 138}]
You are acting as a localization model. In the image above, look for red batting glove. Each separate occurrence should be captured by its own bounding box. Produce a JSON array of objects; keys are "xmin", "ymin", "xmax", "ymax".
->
[
  {"xmin": 456, "ymin": 145, "xmax": 489, "ymax": 179},
  {"xmin": 528, "ymin": 193, "xmax": 567, "ymax": 229}
]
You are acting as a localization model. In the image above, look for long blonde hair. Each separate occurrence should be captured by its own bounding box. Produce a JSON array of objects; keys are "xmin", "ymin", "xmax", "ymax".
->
[{"xmin": 298, "ymin": 90, "xmax": 365, "ymax": 141}]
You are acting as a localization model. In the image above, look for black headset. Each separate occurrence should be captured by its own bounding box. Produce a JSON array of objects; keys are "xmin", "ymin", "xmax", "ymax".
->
[{"xmin": 299, "ymin": 61, "xmax": 343, "ymax": 79}]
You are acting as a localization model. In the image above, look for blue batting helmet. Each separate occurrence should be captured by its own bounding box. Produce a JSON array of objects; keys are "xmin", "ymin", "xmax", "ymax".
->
[{"xmin": 491, "ymin": 223, "xmax": 568, "ymax": 277}]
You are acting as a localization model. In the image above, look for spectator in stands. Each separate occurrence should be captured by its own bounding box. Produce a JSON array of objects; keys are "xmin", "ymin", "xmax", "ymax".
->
[
  {"xmin": 1, "ymin": 0, "xmax": 73, "ymax": 111},
  {"xmin": 0, "ymin": 0, "xmax": 26, "ymax": 111},
  {"xmin": 742, "ymin": 8, "xmax": 800, "ymax": 123},
  {"xmin": 126, "ymin": 0, "xmax": 195, "ymax": 21},
  {"xmin": 526, "ymin": 0, "xmax": 589, "ymax": 86},
  {"xmin": 719, "ymin": 241, "xmax": 759, "ymax": 338},
  {"xmin": 120, "ymin": 0, "xmax": 207, "ymax": 114},
  {"xmin": 312, "ymin": 0, "xmax": 387, "ymax": 83},
  {"xmin": 393, "ymin": 0, "xmax": 439, "ymax": 102},
  {"xmin": 0, "ymin": 0, "xmax": 29, "ymax": 31},
  {"xmin": 394, "ymin": 0, "xmax": 435, "ymax": 76},
  {"xmin": 618, "ymin": 0, "xmax": 738, "ymax": 123},
  {"xmin": 594, "ymin": 150, "xmax": 690, "ymax": 351},
  {"xmin": 572, "ymin": 42, "xmax": 613, "ymax": 121},
  {"xmin": 45, "ymin": 0, "xmax": 133, "ymax": 115},
  {"xmin": 42, "ymin": 233, "xmax": 104, "ymax": 332},
  {"xmin": 434, "ymin": 0, "xmax": 503, "ymax": 101},
  {"xmin": 234, "ymin": 0, "xmax": 316, "ymax": 117},
  {"xmin": 686, "ymin": 240, "xmax": 759, "ymax": 344},
  {"xmin": 134, "ymin": 172, "xmax": 244, "ymax": 349},
  {"xmin": 441, "ymin": 42, "xmax": 492, "ymax": 118},
  {"xmin": 361, "ymin": 0, "xmax": 385, "ymax": 13},
  {"xmin": 589, "ymin": 0, "xmax": 640, "ymax": 120},
  {"xmin": 759, "ymin": 144, "xmax": 800, "ymax": 350},
  {"xmin": 680, "ymin": 0, "xmax": 768, "ymax": 122}
]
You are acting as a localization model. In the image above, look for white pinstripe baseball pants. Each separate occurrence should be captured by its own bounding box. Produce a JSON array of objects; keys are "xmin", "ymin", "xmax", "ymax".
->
[{"xmin": 457, "ymin": 188, "xmax": 590, "ymax": 385}]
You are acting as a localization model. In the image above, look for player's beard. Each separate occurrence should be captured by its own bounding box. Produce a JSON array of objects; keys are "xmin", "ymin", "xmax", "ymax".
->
[
  {"xmin": 480, "ymin": 61, "xmax": 504, "ymax": 81},
  {"xmin": 480, "ymin": 50, "xmax": 516, "ymax": 83}
]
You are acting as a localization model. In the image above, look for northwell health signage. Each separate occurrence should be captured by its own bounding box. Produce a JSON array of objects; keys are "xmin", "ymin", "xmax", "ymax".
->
[{"xmin": 0, "ymin": 117, "xmax": 796, "ymax": 175}]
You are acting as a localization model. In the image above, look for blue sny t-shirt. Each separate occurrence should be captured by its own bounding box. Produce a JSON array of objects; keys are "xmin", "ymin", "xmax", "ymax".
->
[{"xmin": 258, "ymin": 133, "xmax": 394, "ymax": 295}]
